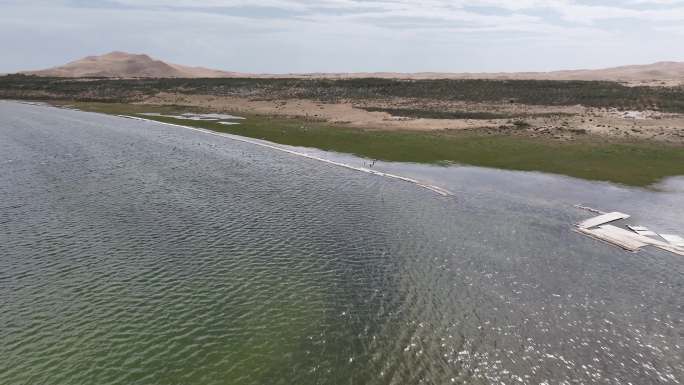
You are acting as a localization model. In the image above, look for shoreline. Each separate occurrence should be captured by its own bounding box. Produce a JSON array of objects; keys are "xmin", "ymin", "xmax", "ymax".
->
[
  {"xmin": 26, "ymin": 99, "xmax": 684, "ymax": 188},
  {"xmin": 116, "ymin": 112, "xmax": 454, "ymax": 197},
  {"xmin": 3, "ymin": 75, "xmax": 684, "ymax": 145}
]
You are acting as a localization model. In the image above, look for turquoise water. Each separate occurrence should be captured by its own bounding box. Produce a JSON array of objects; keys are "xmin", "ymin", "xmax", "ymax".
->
[{"xmin": 1, "ymin": 102, "xmax": 682, "ymax": 384}]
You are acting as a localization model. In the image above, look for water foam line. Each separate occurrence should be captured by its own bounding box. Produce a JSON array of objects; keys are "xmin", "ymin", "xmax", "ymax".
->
[{"xmin": 117, "ymin": 115, "xmax": 454, "ymax": 197}]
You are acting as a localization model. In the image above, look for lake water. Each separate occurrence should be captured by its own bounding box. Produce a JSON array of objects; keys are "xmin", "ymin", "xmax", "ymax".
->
[{"xmin": 1, "ymin": 101, "xmax": 682, "ymax": 385}]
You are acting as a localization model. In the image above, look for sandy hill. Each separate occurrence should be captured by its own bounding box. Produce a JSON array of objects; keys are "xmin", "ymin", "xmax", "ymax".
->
[
  {"xmin": 22, "ymin": 51, "xmax": 243, "ymax": 78},
  {"xmin": 20, "ymin": 52, "xmax": 684, "ymax": 84},
  {"xmin": 495, "ymin": 61, "xmax": 684, "ymax": 83},
  {"xmin": 309, "ymin": 62, "xmax": 684, "ymax": 84}
]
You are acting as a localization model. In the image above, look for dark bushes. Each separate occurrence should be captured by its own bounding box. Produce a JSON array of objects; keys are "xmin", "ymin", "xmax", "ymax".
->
[{"xmin": 2, "ymin": 75, "xmax": 684, "ymax": 112}]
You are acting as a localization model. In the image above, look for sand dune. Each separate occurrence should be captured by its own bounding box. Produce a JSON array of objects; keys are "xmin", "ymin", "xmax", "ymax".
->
[
  {"xmin": 20, "ymin": 51, "xmax": 684, "ymax": 84},
  {"xmin": 297, "ymin": 62, "xmax": 684, "ymax": 84},
  {"xmin": 22, "ymin": 51, "xmax": 244, "ymax": 78}
]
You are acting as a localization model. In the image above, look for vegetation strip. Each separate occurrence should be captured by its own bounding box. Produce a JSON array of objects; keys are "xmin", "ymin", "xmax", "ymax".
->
[
  {"xmin": 3, "ymin": 75, "xmax": 684, "ymax": 112},
  {"xmin": 359, "ymin": 107, "xmax": 570, "ymax": 120}
]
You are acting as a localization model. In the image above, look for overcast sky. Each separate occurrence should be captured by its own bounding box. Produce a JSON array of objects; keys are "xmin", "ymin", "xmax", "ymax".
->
[{"xmin": 2, "ymin": 0, "xmax": 684, "ymax": 73}]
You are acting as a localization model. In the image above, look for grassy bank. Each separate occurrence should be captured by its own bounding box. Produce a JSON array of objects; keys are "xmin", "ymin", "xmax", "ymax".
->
[
  {"xmin": 62, "ymin": 102, "xmax": 684, "ymax": 187},
  {"xmin": 359, "ymin": 107, "xmax": 572, "ymax": 120}
]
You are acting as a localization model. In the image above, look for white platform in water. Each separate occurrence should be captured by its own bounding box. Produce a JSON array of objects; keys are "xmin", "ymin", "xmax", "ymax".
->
[
  {"xmin": 578, "ymin": 212, "xmax": 630, "ymax": 229},
  {"xmin": 579, "ymin": 225, "xmax": 647, "ymax": 251},
  {"xmin": 627, "ymin": 225, "xmax": 658, "ymax": 237},
  {"xmin": 660, "ymin": 234, "xmax": 684, "ymax": 247},
  {"xmin": 575, "ymin": 208, "xmax": 684, "ymax": 256},
  {"xmin": 578, "ymin": 225, "xmax": 684, "ymax": 256}
]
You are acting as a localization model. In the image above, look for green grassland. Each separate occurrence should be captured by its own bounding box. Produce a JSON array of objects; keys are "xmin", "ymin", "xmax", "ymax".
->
[
  {"xmin": 62, "ymin": 102, "xmax": 684, "ymax": 188},
  {"xmin": 359, "ymin": 107, "xmax": 574, "ymax": 120}
]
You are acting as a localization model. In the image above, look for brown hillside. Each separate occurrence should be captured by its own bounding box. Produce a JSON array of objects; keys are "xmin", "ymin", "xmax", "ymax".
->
[
  {"xmin": 22, "ymin": 51, "xmax": 242, "ymax": 78},
  {"xmin": 20, "ymin": 52, "xmax": 684, "ymax": 85}
]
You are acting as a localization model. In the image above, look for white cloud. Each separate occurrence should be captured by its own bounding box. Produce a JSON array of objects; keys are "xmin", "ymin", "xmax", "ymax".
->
[{"xmin": 1, "ymin": 0, "xmax": 683, "ymax": 73}]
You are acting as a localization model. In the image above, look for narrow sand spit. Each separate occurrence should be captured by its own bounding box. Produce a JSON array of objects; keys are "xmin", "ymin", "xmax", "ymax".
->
[{"xmin": 118, "ymin": 115, "xmax": 454, "ymax": 197}]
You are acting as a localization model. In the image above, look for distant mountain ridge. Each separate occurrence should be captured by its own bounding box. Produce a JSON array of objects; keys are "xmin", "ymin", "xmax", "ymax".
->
[{"xmin": 20, "ymin": 51, "xmax": 684, "ymax": 84}]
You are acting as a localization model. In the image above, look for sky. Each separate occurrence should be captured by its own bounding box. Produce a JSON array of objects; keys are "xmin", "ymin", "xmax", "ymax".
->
[{"xmin": 2, "ymin": 0, "xmax": 684, "ymax": 73}]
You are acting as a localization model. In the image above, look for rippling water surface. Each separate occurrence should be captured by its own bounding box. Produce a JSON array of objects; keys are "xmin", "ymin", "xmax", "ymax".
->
[{"xmin": 1, "ymin": 101, "xmax": 682, "ymax": 385}]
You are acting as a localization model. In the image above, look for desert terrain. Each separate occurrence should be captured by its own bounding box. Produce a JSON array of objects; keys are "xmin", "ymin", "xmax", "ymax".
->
[
  {"xmin": 21, "ymin": 51, "xmax": 684, "ymax": 86},
  {"xmin": 5, "ymin": 52, "xmax": 682, "ymax": 145},
  {"xmin": 141, "ymin": 92, "xmax": 684, "ymax": 144}
]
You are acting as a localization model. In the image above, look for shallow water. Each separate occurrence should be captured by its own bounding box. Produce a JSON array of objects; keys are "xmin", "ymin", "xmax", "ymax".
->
[
  {"xmin": 140, "ymin": 112, "xmax": 244, "ymax": 123},
  {"xmin": 1, "ymin": 101, "xmax": 682, "ymax": 385}
]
